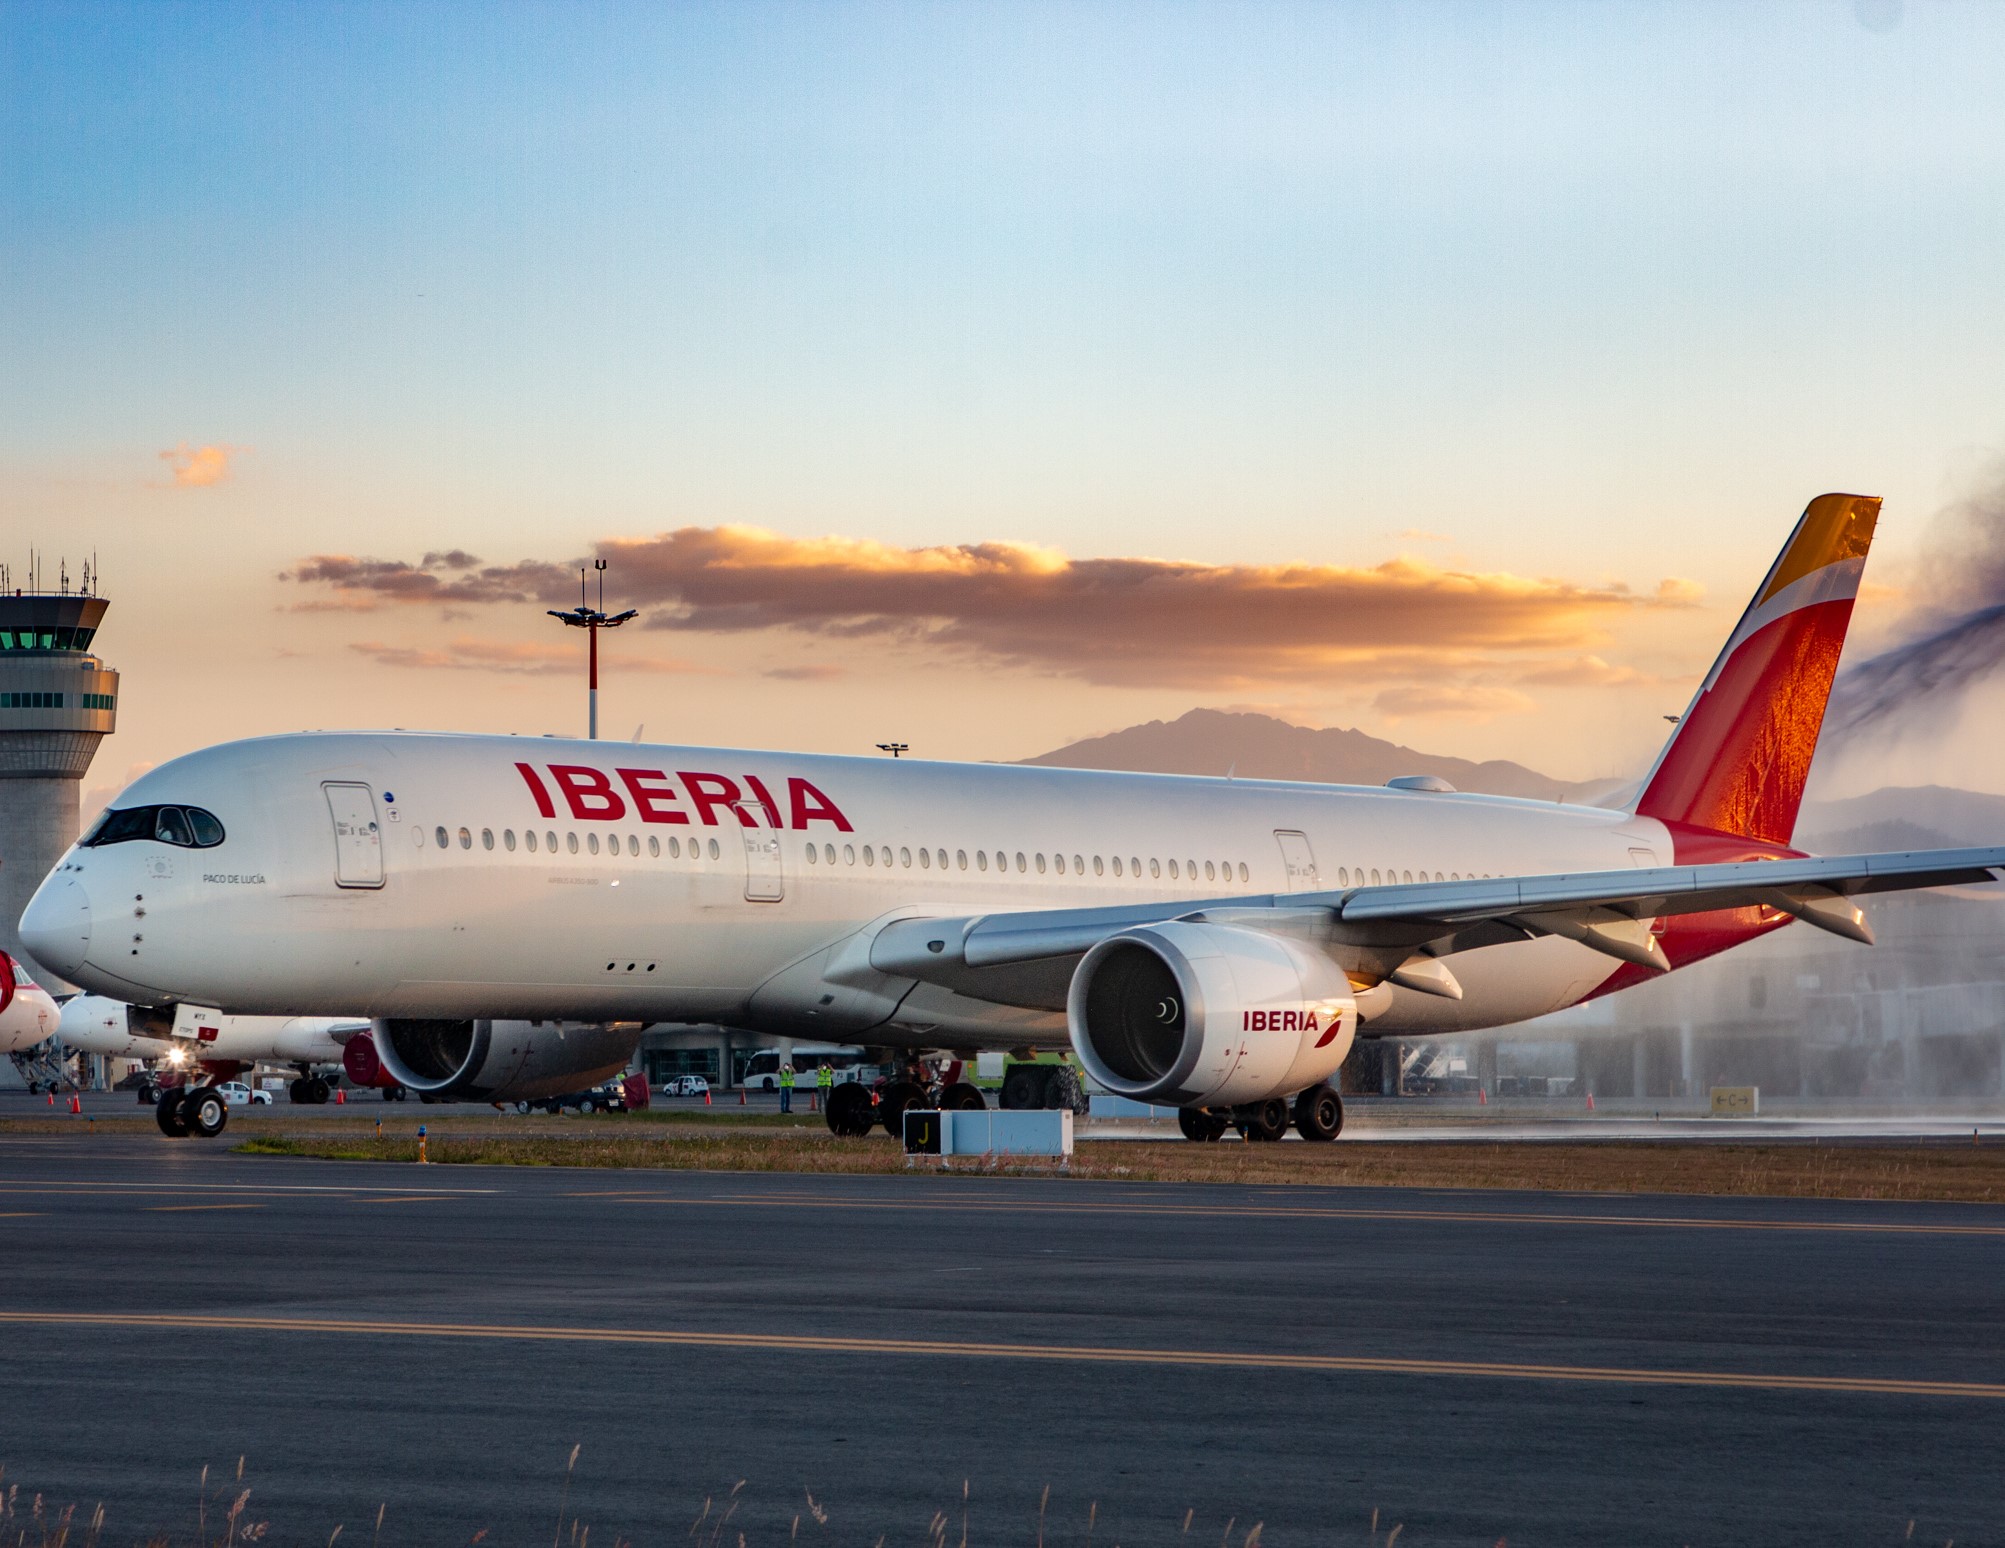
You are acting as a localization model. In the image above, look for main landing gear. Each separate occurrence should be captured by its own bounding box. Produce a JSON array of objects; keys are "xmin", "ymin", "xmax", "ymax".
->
[
  {"xmin": 288, "ymin": 1073, "xmax": 333, "ymax": 1104},
  {"xmin": 1176, "ymin": 1085, "xmax": 1344, "ymax": 1144},
  {"xmin": 155, "ymin": 1085, "xmax": 229, "ymax": 1139},
  {"xmin": 820, "ymin": 1059, "xmax": 998, "ymax": 1138}
]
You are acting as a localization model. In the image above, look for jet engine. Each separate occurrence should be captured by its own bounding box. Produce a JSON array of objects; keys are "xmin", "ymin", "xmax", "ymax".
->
[
  {"xmin": 1067, "ymin": 922, "xmax": 1357, "ymax": 1108},
  {"xmin": 370, "ymin": 1018, "xmax": 641, "ymax": 1101}
]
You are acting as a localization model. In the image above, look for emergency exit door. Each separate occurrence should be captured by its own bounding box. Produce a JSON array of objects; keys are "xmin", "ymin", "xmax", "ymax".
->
[
  {"xmin": 1274, "ymin": 829, "xmax": 1319, "ymax": 891},
  {"xmin": 743, "ymin": 826, "xmax": 784, "ymax": 903},
  {"xmin": 324, "ymin": 783, "xmax": 384, "ymax": 889}
]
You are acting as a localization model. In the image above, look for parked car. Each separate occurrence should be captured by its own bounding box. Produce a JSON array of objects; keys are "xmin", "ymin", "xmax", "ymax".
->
[
  {"xmin": 217, "ymin": 1080, "xmax": 273, "ymax": 1107},
  {"xmin": 662, "ymin": 1074, "xmax": 711, "ymax": 1098}
]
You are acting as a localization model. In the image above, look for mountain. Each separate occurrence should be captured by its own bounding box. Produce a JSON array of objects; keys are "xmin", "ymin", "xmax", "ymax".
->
[
  {"xmin": 1796, "ymin": 786, "xmax": 2005, "ymax": 852},
  {"xmin": 1021, "ymin": 709, "xmax": 1599, "ymax": 801}
]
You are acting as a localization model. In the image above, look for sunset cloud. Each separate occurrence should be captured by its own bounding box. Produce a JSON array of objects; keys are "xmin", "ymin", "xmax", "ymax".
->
[
  {"xmin": 350, "ymin": 636, "xmax": 710, "ymax": 676},
  {"xmin": 158, "ymin": 443, "xmax": 242, "ymax": 488},
  {"xmin": 1372, "ymin": 685, "xmax": 1538, "ymax": 721},
  {"xmin": 291, "ymin": 526, "xmax": 1697, "ymax": 692}
]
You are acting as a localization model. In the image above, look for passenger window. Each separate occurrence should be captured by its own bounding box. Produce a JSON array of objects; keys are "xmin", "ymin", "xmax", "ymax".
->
[
  {"xmin": 504, "ymin": 830, "xmax": 516, "ymax": 852},
  {"xmin": 919, "ymin": 848, "xmax": 930, "ymax": 869},
  {"xmin": 526, "ymin": 830, "xmax": 539, "ymax": 853},
  {"xmin": 1238, "ymin": 862, "xmax": 1249, "ymax": 882},
  {"xmin": 844, "ymin": 844, "xmax": 856, "ymax": 864},
  {"xmin": 1052, "ymin": 854, "xmax": 1063, "ymax": 875},
  {"xmin": 1403, "ymin": 870, "xmax": 1412, "ymax": 884},
  {"xmin": 977, "ymin": 851, "xmax": 988, "ymax": 871},
  {"xmin": 825, "ymin": 843, "xmax": 836, "ymax": 864},
  {"xmin": 1338, "ymin": 867, "xmax": 1349, "ymax": 886},
  {"xmin": 546, "ymin": 831, "xmax": 557, "ymax": 851},
  {"xmin": 1168, "ymin": 859, "xmax": 1179, "ymax": 880},
  {"xmin": 567, "ymin": 833, "xmax": 579, "ymax": 854},
  {"xmin": 863, "ymin": 846, "xmax": 874, "ymax": 867},
  {"xmin": 435, "ymin": 826, "xmax": 449, "ymax": 849},
  {"xmin": 648, "ymin": 835, "xmax": 660, "ymax": 857},
  {"xmin": 708, "ymin": 838, "xmax": 720, "ymax": 859},
  {"xmin": 900, "ymin": 847, "xmax": 912, "ymax": 868},
  {"xmin": 1370, "ymin": 869, "xmax": 1381, "ymax": 885},
  {"xmin": 1093, "ymin": 856, "xmax": 1104, "ymax": 876},
  {"xmin": 628, "ymin": 834, "xmax": 639, "ymax": 857},
  {"xmin": 1130, "ymin": 856, "xmax": 1141, "ymax": 876},
  {"xmin": 670, "ymin": 836, "xmax": 682, "ymax": 858},
  {"xmin": 1036, "ymin": 854, "xmax": 1047, "ymax": 874},
  {"xmin": 1016, "ymin": 851, "xmax": 1027, "ymax": 873},
  {"xmin": 937, "ymin": 849, "xmax": 948, "ymax": 869},
  {"xmin": 482, "ymin": 829, "xmax": 494, "ymax": 851},
  {"xmin": 806, "ymin": 843, "xmax": 818, "ymax": 865},
  {"xmin": 458, "ymin": 827, "xmax": 472, "ymax": 849},
  {"xmin": 588, "ymin": 833, "xmax": 600, "ymax": 855},
  {"xmin": 1150, "ymin": 858, "xmax": 1161, "ymax": 879},
  {"xmin": 958, "ymin": 850, "xmax": 969, "ymax": 870},
  {"xmin": 1204, "ymin": 861, "xmax": 1215, "ymax": 881}
]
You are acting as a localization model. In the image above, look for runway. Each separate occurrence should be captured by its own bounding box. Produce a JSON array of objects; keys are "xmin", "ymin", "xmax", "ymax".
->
[{"xmin": 2, "ymin": 1133, "xmax": 2002, "ymax": 1546}]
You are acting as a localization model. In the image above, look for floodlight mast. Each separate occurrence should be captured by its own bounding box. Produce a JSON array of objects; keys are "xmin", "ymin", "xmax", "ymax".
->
[{"xmin": 546, "ymin": 558, "xmax": 637, "ymax": 739}]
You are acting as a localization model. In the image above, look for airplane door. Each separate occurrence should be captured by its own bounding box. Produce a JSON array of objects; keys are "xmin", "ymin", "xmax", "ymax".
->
[
  {"xmin": 742, "ymin": 825, "xmax": 784, "ymax": 903},
  {"xmin": 1274, "ymin": 830, "xmax": 1319, "ymax": 891},
  {"xmin": 323, "ymin": 783, "xmax": 385, "ymax": 889}
]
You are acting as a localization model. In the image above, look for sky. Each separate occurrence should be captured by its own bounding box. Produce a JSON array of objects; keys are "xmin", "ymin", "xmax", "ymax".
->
[{"xmin": 6, "ymin": 0, "xmax": 2005, "ymax": 815}]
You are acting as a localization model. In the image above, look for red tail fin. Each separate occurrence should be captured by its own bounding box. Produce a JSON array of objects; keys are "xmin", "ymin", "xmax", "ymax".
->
[{"xmin": 1633, "ymin": 493, "xmax": 1880, "ymax": 845}]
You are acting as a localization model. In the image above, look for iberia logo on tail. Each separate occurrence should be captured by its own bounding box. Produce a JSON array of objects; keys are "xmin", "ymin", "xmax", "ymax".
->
[{"xmin": 1635, "ymin": 493, "xmax": 1879, "ymax": 848}]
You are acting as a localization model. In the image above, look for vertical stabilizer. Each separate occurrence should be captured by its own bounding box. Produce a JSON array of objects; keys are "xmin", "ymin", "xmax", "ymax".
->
[{"xmin": 1633, "ymin": 493, "xmax": 1880, "ymax": 845}]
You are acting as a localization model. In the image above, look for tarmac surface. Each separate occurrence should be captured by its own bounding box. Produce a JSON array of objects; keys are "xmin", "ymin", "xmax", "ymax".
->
[{"xmin": 2, "ymin": 1130, "xmax": 2003, "ymax": 1547}]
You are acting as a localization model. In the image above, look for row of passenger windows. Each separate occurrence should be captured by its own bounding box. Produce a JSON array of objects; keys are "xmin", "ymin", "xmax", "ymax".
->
[
  {"xmin": 805, "ymin": 844, "xmax": 1251, "ymax": 883},
  {"xmin": 419, "ymin": 825, "xmax": 1491, "ymax": 889},
  {"xmin": 433, "ymin": 825, "xmax": 724, "ymax": 860}
]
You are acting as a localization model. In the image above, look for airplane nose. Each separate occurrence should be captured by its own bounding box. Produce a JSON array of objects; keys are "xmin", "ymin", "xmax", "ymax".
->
[{"xmin": 20, "ymin": 873, "xmax": 91, "ymax": 980}]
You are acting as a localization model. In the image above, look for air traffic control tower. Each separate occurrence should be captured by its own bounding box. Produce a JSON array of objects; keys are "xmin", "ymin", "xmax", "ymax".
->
[{"xmin": 0, "ymin": 579, "xmax": 118, "ymax": 986}]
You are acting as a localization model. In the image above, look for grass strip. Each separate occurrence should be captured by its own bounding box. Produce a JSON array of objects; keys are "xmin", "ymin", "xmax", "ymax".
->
[{"xmin": 227, "ymin": 1130, "xmax": 2005, "ymax": 1201}]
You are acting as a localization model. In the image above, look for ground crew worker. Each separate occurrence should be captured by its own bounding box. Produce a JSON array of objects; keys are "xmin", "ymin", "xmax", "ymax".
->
[
  {"xmin": 779, "ymin": 1059, "xmax": 795, "ymax": 1113},
  {"xmin": 817, "ymin": 1062, "xmax": 833, "ymax": 1103}
]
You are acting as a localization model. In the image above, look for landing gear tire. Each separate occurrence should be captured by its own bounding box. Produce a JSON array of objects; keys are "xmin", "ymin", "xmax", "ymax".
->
[
  {"xmin": 1177, "ymin": 1108, "xmax": 1229, "ymax": 1142},
  {"xmin": 940, "ymin": 1082, "xmax": 987, "ymax": 1111},
  {"xmin": 182, "ymin": 1086, "xmax": 229, "ymax": 1138},
  {"xmin": 515, "ymin": 1100, "xmax": 533, "ymax": 1115},
  {"xmin": 302, "ymin": 1076, "xmax": 331, "ymax": 1105},
  {"xmin": 1236, "ymin": 1098, "xmax": 1290, "ymax": 1142},
  {"xmin": 139, "ymin": 1083, "xmax": 159, "ymax": 1107},
  {"xmin": 824, "ymin": 1081, "xmax": 876, "ymax": 1138},
  {"xmin": 878, "ymin": 1079, "xmax": 926, "ymax": 1136},
  {"xmin": 1292, "ymin": 1085, "xmax": 1344, "ymax": 1142},
  {"xmin": 155, "ymin": 1089, "xmax": 191, "ymax": 1137},
  {"xmin": 1044, "ymin": 1065, "xmax": 1086, "ymax": 1113},
  {"xmin": 384, "ymin": 1085, "xmax": 406, "ymax": 1102},
  {"xmin": 1000, "ymin": 1066, "xmax": 1044, "ymax": 1110},
  {"xmin": 288, "ymin": 1078, "xmax": 309, "ymax": 1104}
]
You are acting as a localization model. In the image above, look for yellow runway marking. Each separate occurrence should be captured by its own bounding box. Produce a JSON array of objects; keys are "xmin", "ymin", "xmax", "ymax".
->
[
  {"xmin": 0, "ymin": 1211, "xmax": 43, "ymax": 1218},
  {"xmin": 145, "ymin": 1204, "xmax": 264, "ymax": 1213},
  {"xmin": 694, "ymin": 1192, "xmax": 2005, "ymax": 1238},
  {"xmin": 0, "ymin": 1310, "xmax": 1993, "ymax": 1401}
]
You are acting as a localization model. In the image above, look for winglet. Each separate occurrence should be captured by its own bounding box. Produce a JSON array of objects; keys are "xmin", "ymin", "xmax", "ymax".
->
[{"xmin": 1633, "ymin": 493, "xmax": 1880, "ymax": 845}]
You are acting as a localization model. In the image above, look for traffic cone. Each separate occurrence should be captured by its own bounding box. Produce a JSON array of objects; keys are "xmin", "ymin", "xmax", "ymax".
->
[
  {"xmin": 809, "ymin": 1094, "xmax": 818, "ymax": 1112},
  {"xmin": 69, "ymin": 1095, "xmax": 80, "ymax": 1114},
  {"xmin": 46, "ymin": 1091, "xmax": 54, "ymax": 1107},
  {"xmin": 336, "ymin": 1088, "xmax": 346, "ymax": 1105},
  {"xmin": 1478, "ymin": 1087, "xmax": 1487, "ymax": 1105},
  {"xmin": 739, "ymin": 1087, "xmax": 746, "ymax": 1106},
  {"xmin": 1585, "ymin": 1092, "xmax": 1595, "ymax": 1111},
  {"xmin": 703, "ymin": 1088, "xmax": 712, "ymax": 1105}
]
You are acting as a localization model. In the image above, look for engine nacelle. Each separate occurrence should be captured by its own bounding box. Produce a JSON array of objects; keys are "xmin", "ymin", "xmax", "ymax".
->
[
  {"xmin": 1068, "ymin": 922, "xmax": 1357, "ymax": 1108},
  {"xmin": 370, "ymin": 1018, "xmax": 641, "ymax": 1102}
]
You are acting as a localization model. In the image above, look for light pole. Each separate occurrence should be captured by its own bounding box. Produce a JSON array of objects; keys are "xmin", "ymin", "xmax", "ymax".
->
[
  {"xmin": 875, "ymin": 743, "xmax": 909, "ymax": 758},
  {"xmin": 548, "ymin": 559, "xmax": 637, "ymax": 739}
]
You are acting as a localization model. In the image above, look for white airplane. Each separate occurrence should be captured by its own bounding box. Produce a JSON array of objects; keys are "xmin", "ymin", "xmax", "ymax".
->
[
  {"xmin": 0, "ymin": 950, "xmax": 61, "ymax": 1057},
  {"xmin": 56, "ymin": 993, "xmax": 368, "ymax": 1135},
  {"xmin": 23, "ymin": 494, "xmax": 2004, "ymax": 1142}
]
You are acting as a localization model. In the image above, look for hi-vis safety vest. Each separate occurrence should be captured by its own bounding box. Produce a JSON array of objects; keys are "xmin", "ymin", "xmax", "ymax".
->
[
  {"xmin": 817, "ymin": 1066, "xmax": 832, "ymax": 1089},
  {"xmin": 780, "ymin": 1065, "xmax": 795, "ymax": 1088}
]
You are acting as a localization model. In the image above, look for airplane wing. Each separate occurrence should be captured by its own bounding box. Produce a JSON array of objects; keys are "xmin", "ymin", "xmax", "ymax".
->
[{"xmin": 864, "ymin": 845, "xmax": 2005, "ymax": 1010}]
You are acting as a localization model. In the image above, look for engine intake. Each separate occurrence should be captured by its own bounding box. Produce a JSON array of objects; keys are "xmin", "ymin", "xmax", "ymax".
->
[
  {"xmin": 371, "ymin": 1018, "xmax": 641, "ymax": 1101},
  {"xmin": 1068, "ymin": 922, "xmax": 1357, "ymax": 1108}
]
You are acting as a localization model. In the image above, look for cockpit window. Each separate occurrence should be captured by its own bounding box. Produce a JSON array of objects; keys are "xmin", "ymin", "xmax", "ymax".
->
[{"xmin": 83, "ymin": 804, "xmax": 226, "ymax": 849}]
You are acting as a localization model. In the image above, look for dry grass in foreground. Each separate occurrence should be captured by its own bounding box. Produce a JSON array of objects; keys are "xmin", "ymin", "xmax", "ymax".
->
[{"xmin": 230, "ymin": 1129, "xmax": 2005, "ymax": 1202}]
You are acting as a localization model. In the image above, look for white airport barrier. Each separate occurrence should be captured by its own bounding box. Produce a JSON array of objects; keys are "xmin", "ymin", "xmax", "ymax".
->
[{"xmin": 903, "ymin": 1107, "xmax": 1074, "ymax": 1157}]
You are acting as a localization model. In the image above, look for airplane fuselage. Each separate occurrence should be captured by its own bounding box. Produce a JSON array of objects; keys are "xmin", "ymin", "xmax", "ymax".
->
[{"xmin": 26, "ymin": 731, "xmax": 1788, "ymax": 1049}]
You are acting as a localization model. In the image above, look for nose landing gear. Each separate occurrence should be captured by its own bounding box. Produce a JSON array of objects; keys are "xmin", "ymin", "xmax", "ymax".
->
[{"xmin": 155, "ymin": 1085, "xmax": 228, "ymax": 1138}]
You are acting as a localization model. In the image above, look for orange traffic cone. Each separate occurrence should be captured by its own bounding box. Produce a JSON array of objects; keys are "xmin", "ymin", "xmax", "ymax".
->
[
  {"xmin": 69, "ymin": 1095, "xmax": 80, "ymax": 1114},
  {"xmin": 46, "ymin": 1091, "xmax": 54, "ymax": 1107},
  {"xmin": 703, "ymin": 1088, "xmax": 712, "ymax": 1105},
  {"xmin": 336, "ymin": 1088, "xmax": 346, "ymax": 1104},
  {"xmin": 809, "ymin": 1094, "xmax": 818, "ymax": 1112},
  {"xmin": 1478, "ymin": 1087, "xmax": 1487, "ymax": 1105},
  {"xmin": 1585, "ymin": 1092, "xmax": 1596, "ymax": 1111},
  {"xmin": 739, "ymin": 1087, "xmax": 746, "ymax": 1106}
]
